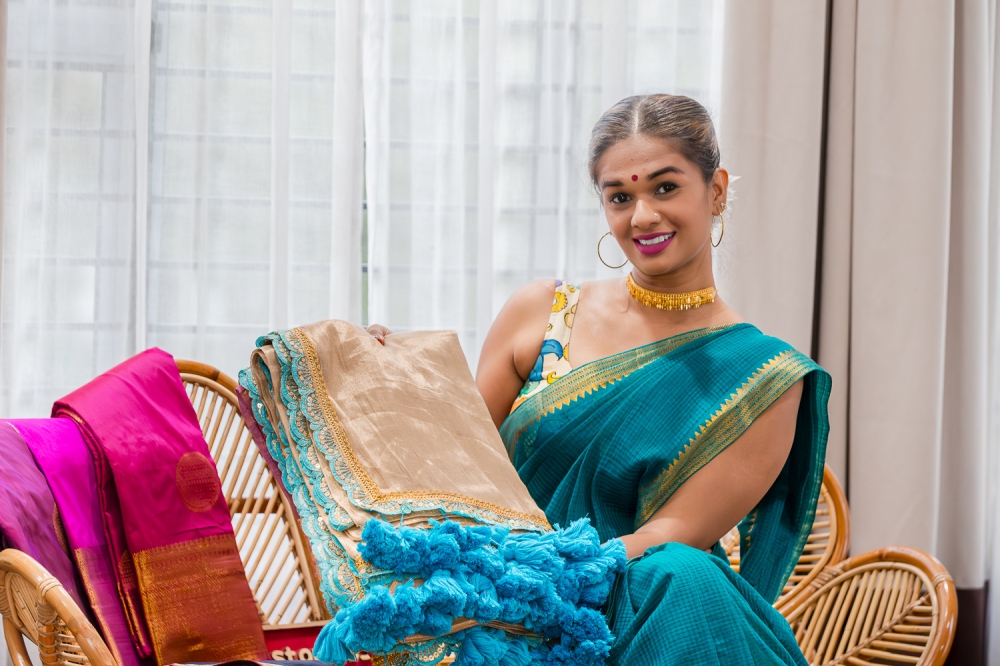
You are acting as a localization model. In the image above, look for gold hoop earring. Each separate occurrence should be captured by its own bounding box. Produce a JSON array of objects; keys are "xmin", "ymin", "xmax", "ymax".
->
[
  {"xmin": 597, "ymin": 232, "xmax": 628, "ymax": 269},
  {"xmin": 711, "ymin": 203, "xmax": 726, "ymax": 248}
]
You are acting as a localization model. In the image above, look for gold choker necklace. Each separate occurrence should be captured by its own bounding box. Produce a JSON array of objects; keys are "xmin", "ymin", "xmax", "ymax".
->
[{"xmin": 626, "ymin": 274, "xmax": 717, "ymax": 310}]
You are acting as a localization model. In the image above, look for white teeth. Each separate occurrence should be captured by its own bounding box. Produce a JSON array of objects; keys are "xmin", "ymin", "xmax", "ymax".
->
[{"xmin": 637, "ymin": 233, "xmax": 674, "ymax": 246}]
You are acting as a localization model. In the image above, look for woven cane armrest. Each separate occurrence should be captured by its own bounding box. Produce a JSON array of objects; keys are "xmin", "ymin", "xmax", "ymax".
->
[
  {"xmin": 784, "ymin": 546, "xmax": 957, "ymax": 666},
  {"xmin": 176, "ymin": 360, "xmax": 327, "ymax": 626},
  {"xmin": 722, "ymin": 465, "xmax": 851, "ymax": 611},
  {"xmin": 0, "ymin": 549, "xmax": 114, "ymax": 666}
]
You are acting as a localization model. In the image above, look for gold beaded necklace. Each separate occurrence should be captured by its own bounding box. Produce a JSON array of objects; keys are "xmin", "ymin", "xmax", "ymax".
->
[{"xmin": 626, "ymin": 274, "xmax": 717, "ymax": 311}]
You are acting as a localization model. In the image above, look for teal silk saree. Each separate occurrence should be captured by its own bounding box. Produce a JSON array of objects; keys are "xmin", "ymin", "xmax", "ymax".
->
[{"xmin": 499, "ymin": 323, "xmax": 831, "ymax": 665}]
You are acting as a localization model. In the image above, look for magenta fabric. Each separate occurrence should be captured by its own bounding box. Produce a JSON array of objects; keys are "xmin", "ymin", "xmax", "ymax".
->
[
  {"xmin": 0, "ymin": 422, "xmax": 88, "ymax": 610},
  {"xmin": 235, "ymin": 385, "xmax": 299, "ymax": 520},
  {"xmin": 53, "ymin": 371, "xmax": 155, "ymax": 658},
  {"xmin": 53, "ymin": 349, "xmax": 232, "ymax": 551},
  {"xmin": 10, "ymin": 418, "xmax": 150, "ymax": 666},
  {"xmin": 53, "ymin": 348, "xmax": 267, "ymax": 664}
]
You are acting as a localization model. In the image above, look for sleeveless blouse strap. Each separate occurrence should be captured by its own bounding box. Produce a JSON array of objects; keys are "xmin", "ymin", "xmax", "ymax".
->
[{"xmin": 510, "ymin": 280, "xmax": 580, "ymax": 412}]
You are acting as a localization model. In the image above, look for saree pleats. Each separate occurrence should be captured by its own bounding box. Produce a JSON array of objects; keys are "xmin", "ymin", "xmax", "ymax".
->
[
  {"xmin": 10, "ymin": 418, "xmax": 150, "ymax": 666},
  {"xmin": 500, "ymin": 324, "xmax": 831, "ymax": 666},
  {"xmin": 53, "ymin": 348, "xmax": 267, "ymax": 666},
  {"xmin": 606, "ymin": 544, "xmax": 805, "ymax": 665}
]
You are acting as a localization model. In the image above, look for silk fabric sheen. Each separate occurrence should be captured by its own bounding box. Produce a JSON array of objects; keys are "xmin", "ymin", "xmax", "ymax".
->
[
  {"xmin": 0, "ymin": 422, "xmax": 88, "ymax": 611},
  {"xmin": 302, "ymin": 321, "xmax": 542, "ymax": 521},
  {"xmin": 501, "ymin": 324, "xmax": 831, "ymax": 665},
  {"xmin": 54, "ymin": 349, "xmax": 267, "ymax": 665},
  {"xmin": 10, "ymin": 418, "xmax": 150, "ymax": 666},
  {"xmin": 242, "ymin": 321, "xmax": 548, "ymax": 612}
]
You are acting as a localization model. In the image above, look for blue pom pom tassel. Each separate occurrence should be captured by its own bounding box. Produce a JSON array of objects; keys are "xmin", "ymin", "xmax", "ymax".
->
[{"xmin": 315, "ymin": 518, "xmax": 625, "ymax": 666}]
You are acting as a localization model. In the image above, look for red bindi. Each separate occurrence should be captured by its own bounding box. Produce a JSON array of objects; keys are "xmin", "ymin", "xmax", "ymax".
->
[{"xmin": 631, "ymin": 174, "xmax": 638, "ymax": 181}]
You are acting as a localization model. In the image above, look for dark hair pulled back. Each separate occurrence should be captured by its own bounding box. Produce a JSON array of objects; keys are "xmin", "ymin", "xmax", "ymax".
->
[{"xmin": 588, "ymin": 94, "xmax": 720, "ymax": 187}]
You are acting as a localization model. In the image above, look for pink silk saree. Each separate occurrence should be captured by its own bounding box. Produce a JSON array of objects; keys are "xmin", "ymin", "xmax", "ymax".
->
[
  {"xmin": 53, "ymin": 348, "xmax": 267, "ymax": 666},
  {"xmin": 0, "ymin": 422, "xmax": 88, "ymax": 611},
  {"xmin": 10, "ymin": 418, "xmax": 151, "ymax": 666}
]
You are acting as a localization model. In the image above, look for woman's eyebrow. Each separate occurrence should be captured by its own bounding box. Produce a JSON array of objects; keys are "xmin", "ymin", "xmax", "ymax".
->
[
  {"xmin": 647, "ymin": 166, "xmax": 682, "ymax": 179},
  {"xmin": 601, "ymin": 179, "xmax": 624, "ymax": 190}
]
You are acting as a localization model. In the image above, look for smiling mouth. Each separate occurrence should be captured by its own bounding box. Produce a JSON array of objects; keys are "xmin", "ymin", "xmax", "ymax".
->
[
  {"xmin": 632, "ymin": 232, "xmax": 675, "ymax": 256},
  {"xmin": 636, "ymin": 233, "xmax": 675, "ymax": 246}
]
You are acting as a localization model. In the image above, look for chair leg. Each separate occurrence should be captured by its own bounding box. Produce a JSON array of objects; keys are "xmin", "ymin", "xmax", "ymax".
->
[{"xmin": 3, "ymin": 617, "xmax": 33, "ymax": 666}]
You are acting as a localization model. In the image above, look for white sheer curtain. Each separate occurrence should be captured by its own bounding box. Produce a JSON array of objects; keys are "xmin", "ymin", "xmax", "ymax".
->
[
  {"xmin": 1, "ymin": 0, "xmax": 143, "ymax": 417},
  {"xmin": 1, "ymin": 0, "xmax": 363, "ymax": 417},
  {"xmin": 0, "ymin": 0, "xmax": 722, "ymax": 411},
  {"xmin": 145, "ymin": 0, "xmax": 361, "ymax": 373},
  {"xmin": 364, "ymin": 0, "xmax": 724, "ymax": 365}
]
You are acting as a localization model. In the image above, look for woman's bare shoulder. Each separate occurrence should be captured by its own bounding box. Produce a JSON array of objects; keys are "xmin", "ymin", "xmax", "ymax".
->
[
  {"xmin": 480, "ymin": 279, "xmax": 556, "ymax": 375},
  {"xmin": 476, "ymin": 279, "xmax": 559, "ymax": 427},
  {"xmin": 501, "ymin": 279, "xmax": 558, "ymax": 318}
]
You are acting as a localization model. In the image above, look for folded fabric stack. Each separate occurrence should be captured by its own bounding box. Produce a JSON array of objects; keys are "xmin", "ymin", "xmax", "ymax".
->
[
  {"xmin": 238, "ymin": 321, "xmax": 625, "ymax": 666},
  {"xmin": 2, "ymin": 350, "xmax": 268, "ymax": 666}
]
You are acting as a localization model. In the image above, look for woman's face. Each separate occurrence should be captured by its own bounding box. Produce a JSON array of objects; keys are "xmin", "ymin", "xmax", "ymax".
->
[{"xmin": 595, "ymin": 135, "xmax": 727, "ymax": 280}]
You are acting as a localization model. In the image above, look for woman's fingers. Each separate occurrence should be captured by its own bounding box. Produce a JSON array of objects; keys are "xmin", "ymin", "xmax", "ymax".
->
[{"xmin": 366, "ymin": 324, "xmax": 392, "ymax": 345}]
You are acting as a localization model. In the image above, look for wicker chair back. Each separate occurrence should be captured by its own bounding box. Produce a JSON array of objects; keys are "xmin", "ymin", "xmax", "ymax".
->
[
  {"xmin": 784, "ymin": 546, "xmax": 957, "ymax": 666},
  {"xmin": 0, "ymin": 549, "xmax": 115, "ymax": 666},
  {"xmin": 176, "ymin": 359, "xmax": 326, "ymax": 626}
]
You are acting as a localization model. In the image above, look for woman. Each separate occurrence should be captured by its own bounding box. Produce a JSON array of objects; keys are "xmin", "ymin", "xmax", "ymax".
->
[{"xmin": 373, "ymin": 94, "xmax": 830, "ymax": 665}]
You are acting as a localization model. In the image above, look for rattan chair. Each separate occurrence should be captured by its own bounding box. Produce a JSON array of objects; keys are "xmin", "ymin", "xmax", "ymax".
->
[
  {"xmin": 723, "ymin": 465, "xmax": 851, "ymax": 613},
  {"xmin": 0, "ymin": 548, "xmax": 114, "ymax": 666},
  {"xmin": 784, "ymin": 546, "xmax": 957, "ymax": 666},
  {"xmin": 176, "ymin": 360, "xmax": 327, "ymax": 627},
  {"xmin": 4, "ymin": 543, "xmax": 957, "ymax": 666}
]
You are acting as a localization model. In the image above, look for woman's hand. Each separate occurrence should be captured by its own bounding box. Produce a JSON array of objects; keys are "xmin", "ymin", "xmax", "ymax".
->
[{"xmin": 366, "ymin": 324, "xmax": 392, "ymax": 345}]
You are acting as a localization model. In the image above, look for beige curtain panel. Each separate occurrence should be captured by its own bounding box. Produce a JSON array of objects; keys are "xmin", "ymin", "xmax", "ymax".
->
[{"xmin": 722, "ymin": 0, "xmax": 1000, "ymax": 662}]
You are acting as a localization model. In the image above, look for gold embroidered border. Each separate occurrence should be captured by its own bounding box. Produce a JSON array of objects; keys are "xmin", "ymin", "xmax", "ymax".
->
[
  {"xmin": 635, "ymin": 350, "xmax": 816, "ymax": 526},
  {"xmin": 291, "ymin": 328, "xmax": 552, "ymax": 530},
  {"xmin": 132, "ymin": 533, "xmax": 267, "ymax": 665},
  {"xmin": 503, "ymin": 324, "xmax": 741, "ymax": 456},
  {"xmin": 74, "ymin": 546, "xmax": 126, "ymax": 666}
]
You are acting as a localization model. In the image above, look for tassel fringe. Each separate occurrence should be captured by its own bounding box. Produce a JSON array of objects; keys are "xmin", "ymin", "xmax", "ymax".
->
[{"xmin": 314, "ymin": 518, "xmax": 625, "ymax": 666}]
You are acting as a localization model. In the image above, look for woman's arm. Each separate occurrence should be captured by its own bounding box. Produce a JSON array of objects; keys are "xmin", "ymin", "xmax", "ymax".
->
[
  {"xmin": 620, "ymin": 379, "xmax": 804, "ymax": 559},
  {"xmin": 476, "ymin": 280, "xmax": 555, "ymax": 428}
]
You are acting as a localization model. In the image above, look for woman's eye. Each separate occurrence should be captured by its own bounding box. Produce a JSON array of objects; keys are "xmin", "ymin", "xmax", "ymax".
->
[
  {"xmin": 655, "ymin": 182, "xmax": 678, "ymax": 195},
  {"xmin": 609, "ymin": 193, "xmax": 630, "ymax": 204}
]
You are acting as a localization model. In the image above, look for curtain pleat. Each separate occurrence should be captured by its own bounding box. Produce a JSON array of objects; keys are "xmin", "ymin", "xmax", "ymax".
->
[
  {"xmin": 329, "ymin": 0, "xmax": 364, "ymax": 324},
  {"xmin": 269, "ymin": 1, "xmax": 292, "ymax": 331},
  {"xmin": 816, "ymin": 0, "xmax": 856, "ymax": 489},
  {"xmin": 717, "ymin": 0, "xmax": 828, "ymax": 356},
  {"xmin": 725, "ymin": 0, "xmax": 998, "ymax": 609},
  {"xmin": 363, "ymin": 0, "xmax": 723, "ymax": 367},
  {"xmin": 815, "ymin": 3, "xmax": 1000, "ymax": 658},
  {"xmin": 1, "ymin": 1, "xmax": 142, "ymax": 416}
]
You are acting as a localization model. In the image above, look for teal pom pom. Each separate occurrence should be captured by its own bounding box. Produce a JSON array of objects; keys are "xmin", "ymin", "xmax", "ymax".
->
[
  {"xmin": 390, "ymin": 582, "xmax": 424, "ymax": 636},
  {"xmin": 329, "ymin": 517, "xmax": 622, "ymax": 666},
  {"xmin": 453, "ymin": 627, "xmax": 508, "ymax": 666},
  {"xmin": 461, "ymin": 546, "xmax": 506, "ymax": 579},
  {"xmin": 498, "ymin": 634, "xmax": 532, "ymax": 666},
  {"xmin": 312, "ymin": 619, "xmax": 354, "ymax": 665},
  {"xmin": 456, "ymin": 572, "xmax": 502, "ymax": 623},
  {"xmin": 549, "ymin": 520, "xmax": 603, "ymax": 561},
  {"xmin": 500, "ymin": 535, "xmax": 563, "ymax": 576}
]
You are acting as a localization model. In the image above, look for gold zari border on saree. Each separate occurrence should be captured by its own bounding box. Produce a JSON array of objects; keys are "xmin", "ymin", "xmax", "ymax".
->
[
  {"xmin": 635, "ymin": 349, "xmax": 815, "ymax": 526},
  {"xmin": 292, "ymin": 328, "xmax": 551, "ymax": 531},
  {"xmin": 504, "ymin": 325, "xmax": 739, "ymax": 458},
  {"xmin": 74, "ymin": 546, "xmax": 126, "ymax": 666},
  {"xmin": 132, "ymin": 533, "xmax": 267, "ymax": 665}
]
